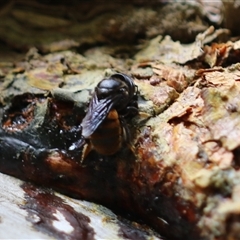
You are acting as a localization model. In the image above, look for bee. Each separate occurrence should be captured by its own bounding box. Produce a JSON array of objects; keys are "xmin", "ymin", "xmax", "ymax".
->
[{"xmin": 79, "ymin": 73, "xmax": 138, "ymax": 160}]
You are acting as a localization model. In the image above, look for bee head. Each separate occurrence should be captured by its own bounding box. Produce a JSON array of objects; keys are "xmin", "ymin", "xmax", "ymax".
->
[{"xmin": 96, "ymin": 73, "xmax": 136, "ymax": 110}]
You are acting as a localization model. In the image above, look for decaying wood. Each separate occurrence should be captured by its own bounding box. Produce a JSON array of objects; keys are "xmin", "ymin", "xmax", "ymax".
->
[
  {"xmin": 0, "ymin": 1, "xmax": 240, "ymax": 239},
  {"xmin": 0, "ymin": 172, "xmax": 161, "ymax": 239},
  {"xmin": 0, "ymin": 0, "xmax": 218, "ymax": 54},
  {"xmin": 1, "ymin": 26, "xmax": 240, "ymax": 240}
]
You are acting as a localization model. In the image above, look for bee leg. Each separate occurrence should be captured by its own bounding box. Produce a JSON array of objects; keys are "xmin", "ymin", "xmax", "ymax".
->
[
  {"xmin": 120, "ymin": 117, "xmax": 130, "ymax": 142},
  {"xmin": 68, "ymin": 137, "xmax": 85, "ymax": 151},
  {"xmin": 80, "ymin": 141, "xmax": 93, "ymax": 164},
  {"xmin": 120, "ymin": 117, "xmax": 136, "ymax": 154},
  {"xmin": 122, "ymin": 106, "xmax": 138, "ymax": 118}
]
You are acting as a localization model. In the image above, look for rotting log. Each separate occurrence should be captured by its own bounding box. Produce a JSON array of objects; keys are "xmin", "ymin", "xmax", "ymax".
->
[
  {"xmin": 0, "ymin": 75, "xmax": 192, "ymax": 240},
  {"xmin": 0, "ymin": 0, "xmax": 214, "ymax": 53},
  {"xmin": 0, "ymin": 172, "xmax": 161, "ymax": 239},
  {"xmin": 1, "ymin": 27, "xmax": 240, "ymax": 240}
]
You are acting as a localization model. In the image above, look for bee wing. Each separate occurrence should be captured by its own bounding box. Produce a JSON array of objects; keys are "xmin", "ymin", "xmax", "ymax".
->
[{"xmin": 81, "ymin": 94, "xmax": 114, "ymax": 138}]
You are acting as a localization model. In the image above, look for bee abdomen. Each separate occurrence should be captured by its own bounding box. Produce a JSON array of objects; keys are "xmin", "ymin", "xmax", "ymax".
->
[{"xmin": 90, "ymin": 110, "xmax": 122, "ymax": 155}]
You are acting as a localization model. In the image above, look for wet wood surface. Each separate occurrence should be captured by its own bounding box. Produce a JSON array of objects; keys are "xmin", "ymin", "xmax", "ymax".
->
[
  {"xmin": 0, "ymin": 172, "xmax": 162, "ymax": 239},
  {"xmin": 1, "ymin": 1, "xmax": 240, "ymax": 240}
]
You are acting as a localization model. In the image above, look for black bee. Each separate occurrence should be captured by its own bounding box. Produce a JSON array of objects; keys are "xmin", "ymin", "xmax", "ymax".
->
[{"xmin": 78, "ymin": 73, "xmax": 138, "ymax": 159}]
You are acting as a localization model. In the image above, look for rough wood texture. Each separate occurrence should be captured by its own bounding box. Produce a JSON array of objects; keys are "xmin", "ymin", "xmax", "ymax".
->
[
  {"xmin": 0, "ymin": 172, "xmax": 161, "ymax": 239},
  {"xmin": 1, "ymin": 2, "xmax": 240, "ymax": 240}
]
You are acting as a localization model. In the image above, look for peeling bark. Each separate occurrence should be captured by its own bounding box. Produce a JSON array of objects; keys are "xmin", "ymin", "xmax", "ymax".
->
[{"xmin": 0, "ymin": 2, "xmax": 240, "ymax": 240}]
